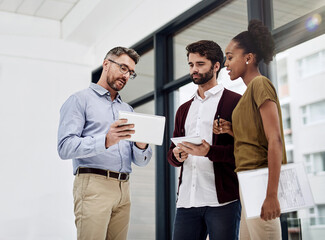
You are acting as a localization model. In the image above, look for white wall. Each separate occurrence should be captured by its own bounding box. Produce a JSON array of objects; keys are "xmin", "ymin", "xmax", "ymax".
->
[
  {"xmin": 0, "ymin": 0, "xmax": 202, "ymax": 239},
  {"xmin": 0, "ymin": 35, "xmax": 92, "ymax": 240}
]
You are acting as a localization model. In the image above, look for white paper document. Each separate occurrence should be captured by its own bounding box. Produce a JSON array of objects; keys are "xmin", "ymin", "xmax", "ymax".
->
[
  {"xmin": 237, "ymin": 163, "xmax": 315, "ymax": 219},
  {"xmin": 170, "ymin": 136, "xmax": 203, "ymax": 146},
  {"xmin": 118, "ymin": 111, "xmax": 166, "ymax": 145}
]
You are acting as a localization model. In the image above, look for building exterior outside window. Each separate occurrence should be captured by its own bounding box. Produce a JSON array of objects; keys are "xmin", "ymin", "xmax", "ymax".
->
[
  {"xmin": 304, "ymin": 152, "xmax": 325, "ymax": 175},
  {"xmin": 275, "ymin": 34, "xmax": 325, "ymax": 239},
  {"xmin": 301, "ymin": 100, "xmax": 325, "ymax": 125}
]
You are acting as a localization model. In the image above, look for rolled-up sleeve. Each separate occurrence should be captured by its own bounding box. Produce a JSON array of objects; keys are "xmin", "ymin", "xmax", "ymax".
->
[
  {"xmin": 57, "ymin": 95, "xmax": 106, "ymax": 160},
  {"xmin": 132, "ymin": 143, "xmax": 152, "ymax": 167}
]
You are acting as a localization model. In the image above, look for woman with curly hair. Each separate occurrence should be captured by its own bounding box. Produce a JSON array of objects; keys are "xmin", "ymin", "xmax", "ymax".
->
[{"xmin": 215, "ymin": 19, "xmax": 287, "ymax": 239}]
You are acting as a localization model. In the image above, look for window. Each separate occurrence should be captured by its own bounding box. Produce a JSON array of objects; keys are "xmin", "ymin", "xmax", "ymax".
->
[
  {"xmin": 281, "ymin": 104, "xmax": 291, "ymax": 131},
  {"xmin": 304, "ymin": 151, "xmax": 325, "ymax": 175},
  {"xmin": 120, "ymin": 49, "xmax": 154, "ymax": 103},
  {"xmin": 273, "ymin": 0, "xmax": 325, "ymax": 29},
  {"xmin": 286, "ymin": 150, "xmax": 294, "ymax": 163},
  {"xmin": 297, "ymin": 50, "xmax": 325, "ymax": 79},
  {"xmin": 276, "ymin": 58, "xmax": 289, "ymax": 98},
  {"xmin": 301, "ymin": 99, "xmax": 325, "ymax": 125},
  {"xmin": 309, "ymin": 205, "xmax": 325, "ymax": 225},
  {"xmin": 281, "ymin": 104, "xmax": 293, "ymax": 145},
  {"xmin": 173, "ymin": 0, "xmax": 248, "ymax": 80},
  {"xmin": 129, "ymin": 100, "xmax": 156, "ymax": 239}
]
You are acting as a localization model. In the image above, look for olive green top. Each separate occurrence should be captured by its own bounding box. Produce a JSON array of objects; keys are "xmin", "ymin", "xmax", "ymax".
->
[{"xmin": 232, "ymin": 76, "xmax": 287, "ymax": 172}]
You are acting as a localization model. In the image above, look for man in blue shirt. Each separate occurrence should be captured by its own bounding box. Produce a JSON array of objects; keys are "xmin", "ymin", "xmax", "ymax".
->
[{"xmin": 58, "ymin": 46, "xmax": 152, "ymax": 240}]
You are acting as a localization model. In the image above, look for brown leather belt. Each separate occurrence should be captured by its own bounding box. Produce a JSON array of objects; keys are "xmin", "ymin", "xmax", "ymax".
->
[{"xmin": 78, "ymin": 168, "xmax": 129, "ymax": 181}]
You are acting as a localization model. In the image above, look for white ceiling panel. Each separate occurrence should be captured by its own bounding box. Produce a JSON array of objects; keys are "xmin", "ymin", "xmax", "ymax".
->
[
  {"xmin": 17, "ymin": 0, "xmax": 43, "ymax": 15},
  {"xmin": 0, "ymin": 0, "xmax": 23, "ymax": 12},
  {"xmin": 55, "ymin": 0, "xmax": 79, "ymax": 3},
  {"xmin": 36, "ymin": 0, "xmax": 74, "ymax": 20},
  {"xmin": 0, "ymin": 0, "xmax": 80, "ymax": 21}
]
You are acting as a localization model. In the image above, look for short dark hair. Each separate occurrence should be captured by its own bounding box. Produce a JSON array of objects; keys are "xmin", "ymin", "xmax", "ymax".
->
[
  {"xmin": 186, "ymin": 40, "xmax": 224, "ymax": 77},
  {"xmin": 233, "ymin": 19, "xmax": 275, "ymax": 64},
  {"xmin": 104, "ymin": 46, "xmax": 140, "ymax": 64}
]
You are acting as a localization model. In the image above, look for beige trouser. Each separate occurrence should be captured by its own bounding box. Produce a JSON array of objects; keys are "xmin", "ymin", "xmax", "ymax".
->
[
  {"xmin": 239, "ymin": 188, "xmax": 282, "ymax": 240},
  {"xmin": 73, "ymin": 173, "xmax": 131, "ymax": 240}
]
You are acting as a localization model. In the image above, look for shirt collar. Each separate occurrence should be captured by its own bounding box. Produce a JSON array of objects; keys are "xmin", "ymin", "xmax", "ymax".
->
[
  {"xmin": 89, "ymin": 83, "xmax": 122, "ymax": 102},
  {"xmin": 193, "ymin": 83, "xmax": 224, "ymax": 100}
]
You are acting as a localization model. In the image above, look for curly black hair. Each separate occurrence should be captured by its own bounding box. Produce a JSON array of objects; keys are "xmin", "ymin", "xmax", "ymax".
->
[{"xmin": 233, "ymin": 19, "xmax": 275, "ymax": 64}]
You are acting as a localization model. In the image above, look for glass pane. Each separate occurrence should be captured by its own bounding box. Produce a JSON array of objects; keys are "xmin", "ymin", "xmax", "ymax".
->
[
  {"xmin": 273, "ymin": 0, "xmax": 325, "ymax": 29},
  {"xmin": 120, "ymin": 50, "xmax": 154, "ymax": 103},
  {"xmin": 310, "ymin": 100, "xmax": 325, "ymax": 122},
  {"xmin": 286, "ymin": 150, "xmax": 294, "ymax": 163},
  {"xmin": 281, "ymin": 104, "xmax": 291, "ymax": 129},
  {"xmin": 173, "ymin": 0, "xmax": 248, "ymax": 80},
  {"xmin": 128, "ymin": 101, "xmax": 156, "ymax": 239},
  {"xmin": 276, "ymin": 58, "xmax": 289, "ymax": 98},
  {"xmin": 275, "ymin": 34, "xmax": 325, "ymax": 239},
  {"xmin": 298, "ymin": 52, "xmax": 323, "ymax": 79},
  {"xmin": 314, "ymin": 152, "xmax": 325, "ymax": 172}
]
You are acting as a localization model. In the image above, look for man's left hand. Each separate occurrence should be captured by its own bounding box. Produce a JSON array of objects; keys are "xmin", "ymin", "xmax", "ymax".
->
[{"xmin": 177, "ymin": 140, "xmax": 210, "ymax": 157}]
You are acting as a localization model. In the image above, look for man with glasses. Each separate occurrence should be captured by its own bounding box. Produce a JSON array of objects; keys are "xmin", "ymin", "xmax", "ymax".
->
[{"xmin": 58, "ymin": 46, "xmax": 152, "ymax": 240}]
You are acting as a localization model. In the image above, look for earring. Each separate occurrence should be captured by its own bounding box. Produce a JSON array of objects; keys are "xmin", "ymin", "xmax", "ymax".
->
[{"xmin": 246, "ymin": 61, "xmax": 248, "ymax": 65}]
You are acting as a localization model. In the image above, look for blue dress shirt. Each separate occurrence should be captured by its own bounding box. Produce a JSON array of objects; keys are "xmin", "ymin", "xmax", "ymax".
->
[{"xmin": 57, "ymin": 83, "xmax": 152, "ymax": 174}]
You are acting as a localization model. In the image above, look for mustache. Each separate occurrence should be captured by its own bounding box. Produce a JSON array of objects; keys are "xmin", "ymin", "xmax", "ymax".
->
[{"xmin": 191, "ymin": 73, "xmax": 202, "ymax": 79}]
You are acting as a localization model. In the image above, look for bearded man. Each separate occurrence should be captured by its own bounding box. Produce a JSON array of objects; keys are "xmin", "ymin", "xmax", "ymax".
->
[{"xmin": 167, "ymin": 40, "xmax": 241, "ymax": 240}]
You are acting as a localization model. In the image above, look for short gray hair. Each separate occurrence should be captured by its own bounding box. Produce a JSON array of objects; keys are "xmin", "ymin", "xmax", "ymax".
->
[{"xmin": 104, "ymin": 46, "xmax": 140, "ymax": 64}]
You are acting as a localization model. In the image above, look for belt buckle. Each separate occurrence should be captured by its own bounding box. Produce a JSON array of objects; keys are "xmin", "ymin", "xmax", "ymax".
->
[
  {"xmin": 117, "ymin": 172, "xmax": 129, "ymax": 181},
  {"xmin": 125, "ymin": 174, "xmax": 129, "ymax": 181},
  {"xmin": 117, "ymin": 172, "xmax": 123, "ymax": 181}
]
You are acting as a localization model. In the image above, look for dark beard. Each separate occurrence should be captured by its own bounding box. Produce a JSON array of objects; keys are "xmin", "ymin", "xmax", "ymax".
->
[{"xmin": 190, "ymin": 66, "xmax": 214, "ymax": 85}]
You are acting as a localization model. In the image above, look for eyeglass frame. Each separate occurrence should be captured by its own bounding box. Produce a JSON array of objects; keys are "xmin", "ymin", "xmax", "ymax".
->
[{"xmin": 107, "ymin": 59, "xmax": 137, "ymax": 80}]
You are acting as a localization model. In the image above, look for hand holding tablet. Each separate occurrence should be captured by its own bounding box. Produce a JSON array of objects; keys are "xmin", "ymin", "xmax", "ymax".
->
[
  {"xmin": 170, "ymin": 136, "xmax": 203, "ymax": 146},
  {"xmin": 118, "ymin": 111, "xmax": 166, "ymax": 145}
]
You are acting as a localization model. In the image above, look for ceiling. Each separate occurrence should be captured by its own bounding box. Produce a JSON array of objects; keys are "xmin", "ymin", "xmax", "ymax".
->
[{"xmin": 0, "ymin": 0, "xmax": 80, "ymax": 21}]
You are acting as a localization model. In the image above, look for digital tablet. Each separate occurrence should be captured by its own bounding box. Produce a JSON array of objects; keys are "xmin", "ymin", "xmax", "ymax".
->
[
  {"xmin": 118, "ymin": 111, "xmax": 166, "ymax": 145},
  {"xmin": 170, "ymin": 136, "xmax": 203, "ymax": 146}
]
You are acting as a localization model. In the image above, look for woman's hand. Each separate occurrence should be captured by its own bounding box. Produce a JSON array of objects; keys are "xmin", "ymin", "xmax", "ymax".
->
[
  {"xmin": 260, "ymin": 195, "xmax": 281, "ymax": 221},
  {"xmin": 213, "ymin": 118, "xmax": 234, "ymax": 137}
]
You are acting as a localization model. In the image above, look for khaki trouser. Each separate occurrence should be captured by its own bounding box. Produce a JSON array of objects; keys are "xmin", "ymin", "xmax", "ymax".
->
[
  {"xmin": 73, "ymin": 173, "xmax": 131, "ymax": 240},
  {"xmin": 239, "ymin": 187, "xmax": 282, "ymax": 240}
]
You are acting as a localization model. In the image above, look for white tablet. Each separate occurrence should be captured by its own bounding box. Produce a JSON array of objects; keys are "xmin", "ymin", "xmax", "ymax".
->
[
  {"xmin": 118, "ymin": 111, "xmax": 166, "ymax": 145},
  {"xmin": 170, "ymin": 136, "xmax": 203, "ymax": 146}
]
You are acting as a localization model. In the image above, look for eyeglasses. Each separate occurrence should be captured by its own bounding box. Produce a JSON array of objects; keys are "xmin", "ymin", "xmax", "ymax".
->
[{"xmin": 108, "ymin": 59, "xmax": 137, "ymax": 80}]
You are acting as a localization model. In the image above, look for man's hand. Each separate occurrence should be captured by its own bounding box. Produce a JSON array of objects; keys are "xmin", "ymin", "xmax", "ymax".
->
[
  {"xmin": 260, "ymin": 195, "xmax": 281, "ymax": 221},
  {"xmin": 173, "ymin": 146, "xmax": 188, "ymax": 162},
  {"xmin": 213, "ymin": 118, "xmax": 233, "ymax": 137},
  {"xmin": 105, "ymin": 119, "xmax": 135, "ymax": 148},
  {"xmin": 177, "ymin": 140, "xmax": 210, "ymax": 157}
]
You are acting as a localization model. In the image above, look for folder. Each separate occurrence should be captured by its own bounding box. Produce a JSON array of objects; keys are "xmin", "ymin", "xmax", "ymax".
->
[
  {"xmin": 118, "ymin": 111, "xmax": 166, "ymax": 145},
  {"xmin": 237, "ymin": 162, "xmax": 315, "ymax": 219}
]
